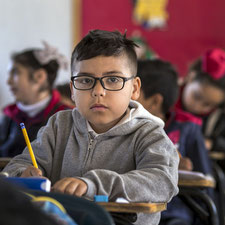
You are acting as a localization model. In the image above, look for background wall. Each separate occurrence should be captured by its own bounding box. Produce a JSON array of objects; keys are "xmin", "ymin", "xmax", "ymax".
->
[
  {"xmin": 0, "ymin": 0, "xmax": 73, "ymax": 111},
  {"xmin": 82, "ymin": 0, "xmax": 225, "ymax": 76},
  {"xmin": 1, "ymin": 0, "xmax": 225, "ymax": 111}
]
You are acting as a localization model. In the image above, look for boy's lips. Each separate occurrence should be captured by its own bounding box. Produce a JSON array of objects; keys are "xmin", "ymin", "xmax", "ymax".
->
[{"xmin": 90, "ymin": 104, "xmax": 108, "ymax": 111}]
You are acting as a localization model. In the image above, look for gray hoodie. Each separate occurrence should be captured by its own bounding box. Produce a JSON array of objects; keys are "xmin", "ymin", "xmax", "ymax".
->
[{"xmin": 4, "ymin": 101, "xmax": 179, "ymax": 225}]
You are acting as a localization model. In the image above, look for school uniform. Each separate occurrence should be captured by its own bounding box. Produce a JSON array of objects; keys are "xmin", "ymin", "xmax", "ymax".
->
[
  {"xmin": 176, "ymin": 87, "xmax": 225, "ymax": 170},
  {"xmin": 203, "ymin": 107, "xmax": 225, "ymax": 153},
  {"xmin": 0, "ymin": 90, "xmax": 71, "ymax": 157},
  {"xmin": 166, "ymin": 109, "xmax": 212, "ymax": 173},
  {"xmin": 4, "ymin": 101, "xmax": 179, "ymax": 225},
  {"xmin": 160, "ymin": 109, "xmax": 213, "ymax": 225}
]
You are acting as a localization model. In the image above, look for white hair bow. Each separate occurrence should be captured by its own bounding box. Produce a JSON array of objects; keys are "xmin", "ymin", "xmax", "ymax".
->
[{"xmin": 34, "ymin": 41, "xmax": 68, "ymax": 70}]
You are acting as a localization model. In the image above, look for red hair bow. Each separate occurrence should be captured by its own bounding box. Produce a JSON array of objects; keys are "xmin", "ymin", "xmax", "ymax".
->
[{"xmin": 202, "ymin": 48, "xmax": 225, "ymax": 80}]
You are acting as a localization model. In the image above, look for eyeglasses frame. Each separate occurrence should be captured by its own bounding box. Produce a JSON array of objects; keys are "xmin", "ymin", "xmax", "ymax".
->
[{"xmin": 71, "ymin": 75, "xmax": 135, "ymax": 91}]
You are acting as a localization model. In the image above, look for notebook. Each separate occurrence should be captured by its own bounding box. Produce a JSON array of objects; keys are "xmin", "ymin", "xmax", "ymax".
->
[{"xmin": 3, "ymin": 177, "xmax": 51, "ymax": 192}]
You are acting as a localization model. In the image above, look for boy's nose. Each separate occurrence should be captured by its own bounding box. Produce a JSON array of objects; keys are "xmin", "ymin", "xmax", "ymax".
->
[
  {"xmin": 91, "ymin": 80, "xmax": 106, "ymax": 97},
  {"xmin": 7, "ymin": 74, "xmax": 13, "ymax": 85}
]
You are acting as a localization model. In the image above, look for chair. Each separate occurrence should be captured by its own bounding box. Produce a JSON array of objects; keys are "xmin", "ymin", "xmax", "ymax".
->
[
  {"xmin": 178, "ymin": 170, "xmax": 219, "ymax": 225},
  {"xmin": 209, "ymin": 151, "xmax": 225, "ymax": 225},
  {"xmin": 212, "ymin": 161, "xmax": 225, "ymax": 225}
]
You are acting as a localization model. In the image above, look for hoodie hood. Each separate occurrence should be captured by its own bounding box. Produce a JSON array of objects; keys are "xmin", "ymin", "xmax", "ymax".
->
[{"xmin": 72, "ymin": 100, "xmax": 164, "ymax": 137}]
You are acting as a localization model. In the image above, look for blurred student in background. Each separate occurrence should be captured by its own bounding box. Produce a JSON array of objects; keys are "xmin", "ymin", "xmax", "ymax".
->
[
  {"xmin": 56, "ymin": 83, "xmax": 75, "ymax": 108},
  {"xmin": 0, "ymin": 41, "xmax": 72, "ymax": 157},
  {"xmin": 176, "ymin": 48, "xmax": 225, "ymax": 169},
  {"xmin": 137, "ymin": 59, "xmax": 213, "ymax": 225}
]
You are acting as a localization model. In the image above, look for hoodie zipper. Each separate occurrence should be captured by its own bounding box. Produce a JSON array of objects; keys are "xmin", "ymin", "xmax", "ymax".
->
[{"xmin": 82, "ymin": 136, "xmax": 94, "ymax": 173}]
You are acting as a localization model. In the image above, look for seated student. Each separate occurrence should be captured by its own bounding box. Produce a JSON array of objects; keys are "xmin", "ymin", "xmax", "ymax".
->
[
  {"xmin": 176, "ymin": 48, "xmax": 225, "ymax": 155},
  {"xmin": 0, "ymin": 42, "xmax": 72, "ymax": 157},
  {"xmin": 137, "ymin": 59, "xmax": 213, "ymax": 225},
  {"xmin": 3, "ymin": 30, "xmax": 179, "ymax": 225}
]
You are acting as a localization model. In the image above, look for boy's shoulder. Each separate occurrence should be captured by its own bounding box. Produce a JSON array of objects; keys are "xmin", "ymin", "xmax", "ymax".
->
[
  {"xmin": 130, "ymin": 100, "xmax": 164, "ymax": 127},
  {"xmin": 49, "ymin": 108, "xmax": 84, "ymax": 128},
  {"xmin": 50, "ymin": 107, "xmax": 74, "ymax": 120}
]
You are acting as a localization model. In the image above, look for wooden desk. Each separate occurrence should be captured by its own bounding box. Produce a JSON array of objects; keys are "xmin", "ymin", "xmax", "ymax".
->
[
  {"xmin": 179, "ymin": 178, "xmax": 215, "ymax": 188},
  {"xmin": 0, "ymin": 157, "xmax": 11, "ymax": 169},
  {"xmin": 209, "ymin": 151, "xmax": 225, "ymax": 161},
  {"xmin": 178, "ymin": 170, "xmax": 218, "ymax": 225},
  {"xmin": 97, "ymin": 202, "xmax": 167, "ymax": 213},
  {"xmin": 178, "ymin": 170, "xmax": 216, "ymax": 188}
]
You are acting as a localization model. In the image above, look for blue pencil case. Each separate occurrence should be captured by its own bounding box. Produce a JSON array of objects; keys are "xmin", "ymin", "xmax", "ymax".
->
[{"xmin": 3, "ymin": 177, "xmax": 51, "ymax": 192}]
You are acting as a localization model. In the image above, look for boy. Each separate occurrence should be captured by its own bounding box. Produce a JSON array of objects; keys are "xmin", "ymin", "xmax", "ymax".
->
[
  {"xmin": 137, "ymin": 59, "xmax": 213, "ymax": 225},
  {"xmin": 4, "ymin": 30, "xmax": 179, "ymax": 225}
]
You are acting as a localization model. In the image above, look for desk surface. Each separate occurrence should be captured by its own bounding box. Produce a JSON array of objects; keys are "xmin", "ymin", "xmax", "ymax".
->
[
  {"xmin": 97, "ymin": 202, "xmax": 167, "ymax": 213},
  {"xmin": 178, "ymin": 170, "xmax": 216, "ymax": 188},
  {"xmin": 209, "ymin": 151, "xmax": 225, "ymax": 160},
  {"xmin": 179, "ymin": 178, "xmax": 215, "ymax": 188}
]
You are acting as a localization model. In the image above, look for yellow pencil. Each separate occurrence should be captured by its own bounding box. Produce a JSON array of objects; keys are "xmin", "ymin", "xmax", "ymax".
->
[
  {"xmin": 20, "ymin": 123, "xmax": 38, "ymax": 168},
  {"xmin": 177, "ymin": 150, "xmax": 182, "ymax": 159}
]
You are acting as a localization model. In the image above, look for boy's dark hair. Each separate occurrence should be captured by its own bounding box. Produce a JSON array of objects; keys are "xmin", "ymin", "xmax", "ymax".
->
[
  {"xmin": 137, "ymin": 59, "xmax": 179, "ymax": 114},
  {"xmin": 71, "ymin": 29, "xmax": 138, "ymax": 76},
  {"xmin": 189, "ymin": 59, "xmax": 225, "ymax": 91},
  {"xmin": 11, "ymin": 50, "xmax": 59, "ymax": 90}
]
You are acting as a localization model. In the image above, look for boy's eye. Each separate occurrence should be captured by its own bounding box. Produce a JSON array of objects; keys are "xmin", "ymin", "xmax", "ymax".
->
[
  {"xmin": 77, "ymin": 77, "xmax": 94, "ymax": 84},
  {"xmin": 105, "ymin": 77, "xmax": 121, "ymax": 83},
  {"xmin": 192, "ymin": 92, "xmax": 203, "ymax": 101},
  {"xmin": 10, "ymin": 68, "xmax": 19, "ymax": 76}
]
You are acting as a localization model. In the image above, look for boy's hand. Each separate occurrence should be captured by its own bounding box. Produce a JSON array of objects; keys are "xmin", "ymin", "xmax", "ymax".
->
[
  {"xmin": 20, "ymin": 166, "xmax": 43, "ymax": 177},
  {"xmin": 205, "ymin": 138, "xmax": 213, "ymax": 151},
  {"xmin": 179, "ymin": 157, "xmax": 193, "ymax": 171},
  {"xmin": 52, "ymin": 177, "xmax": 87, "ymax": 197}
]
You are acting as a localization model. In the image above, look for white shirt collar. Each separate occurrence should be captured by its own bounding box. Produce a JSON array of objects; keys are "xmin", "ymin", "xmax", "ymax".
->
[
  {"xmin": 17, "ymin": 95, "xmax": 51, "ymax": 117},
  {"xmin": 86, "ymin": 107, "xmax": 134, "ymax": 136}
]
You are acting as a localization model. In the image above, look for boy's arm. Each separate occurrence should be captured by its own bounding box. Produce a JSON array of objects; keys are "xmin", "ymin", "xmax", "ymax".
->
[{"xmin": 81, "ymin": 131, "xmax": 179, "ymax": 203}]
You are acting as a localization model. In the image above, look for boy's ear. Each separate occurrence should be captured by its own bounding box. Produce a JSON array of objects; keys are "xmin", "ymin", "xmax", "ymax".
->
[
  {"xmin": 33, "ymin": 69, "xmax": 47, "ymax": 84},
  {"xmin": 70, "ymin": 81, "xmax": 75, "ymax": 102},
  {"xmin": 150, "ymin": 93, "xmax": 163, "ymax": 108},
  {"xmin": 131, "ymin": 77, "xmax": 141, "ymax": 100}
]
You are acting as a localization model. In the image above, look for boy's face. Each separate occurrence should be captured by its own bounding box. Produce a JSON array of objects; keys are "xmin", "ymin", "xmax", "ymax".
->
[
  {"xmin": 182, "ymin": 81, "xmax": 225, "ymax": 115},
  {"xmin": 70, "ymin": 55, "xmax": 140, "ymax": 133},
  {"xmin": 7, "ymin": 62, "xmax": 46, "ymax": 105}
]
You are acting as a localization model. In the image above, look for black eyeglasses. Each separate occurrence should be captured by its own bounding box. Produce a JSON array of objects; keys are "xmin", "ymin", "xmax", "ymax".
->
[{"xmin": 71, "ymin": 75, "xmax": 135, "ymax": 91}]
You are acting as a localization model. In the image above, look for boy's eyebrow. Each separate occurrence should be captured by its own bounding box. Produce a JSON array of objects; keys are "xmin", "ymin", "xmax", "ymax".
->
[
  {"xmin": 102, "ymin": 71, "xmax": 123, "ymax": 75},
  {"xmin": 75, "ymin": 72, "xmax": 93, "ymax": 76},
  {"xmin": 75, "ymin": 71, "xmax": 124, "ymax": 76}
]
